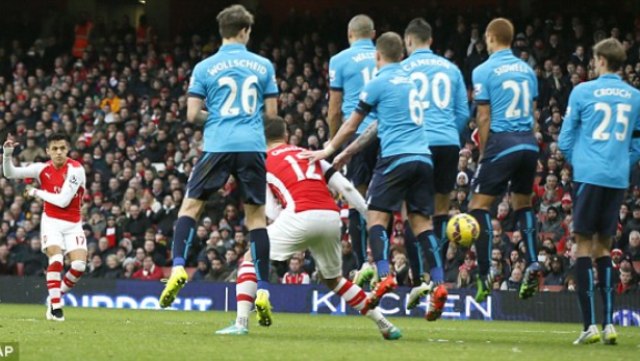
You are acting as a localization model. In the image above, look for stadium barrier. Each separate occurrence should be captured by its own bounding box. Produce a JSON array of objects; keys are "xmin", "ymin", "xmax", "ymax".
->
[{"xmin": 1, "ymin": 277, "xmax": 639, "ymax": 326}]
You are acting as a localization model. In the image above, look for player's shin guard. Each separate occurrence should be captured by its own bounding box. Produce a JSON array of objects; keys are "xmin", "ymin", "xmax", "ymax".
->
[
  {"xmin": 369, "ymin": 224, "xmax": 390, "ymax": 277},
  {"xmin": 596, "ymin": 256, "xmax": 615, "ymax": 328},
  {"xmin": 171, "ymin": 216, "xmax": 196, "ymax": 267},
  {"xmin": 515, "ymin": 207, "xmax": 538, "ymax": 264},
  {"xmin": 418, "ymin": 230, "xmax": 444, "ymax": 284},
  {"xmin": 250, "ymin": 228, "xmax": 270, "ymax": 290},
  {"xmin": 61, "ymin": 260, "xmax": 86, "ymax": 294},
  {"xmin": 576, "ymin": 257, "xmax": 596, "ymax": 331},
  {"xmin": 433, "ymin": 214, "xmax": 449, "ymax": 258},
  {"xmin": 47, "ymin": 254, "xmax": 64, "ymax": 310},
  {"xmin": 469, "ymin": 209, "xmax": 492, "ymax": 276},
  {"xmin": 236, "ymin": 261, "xmax": 257, "ymax": 329},
  {"xmin": 404, "ymin": 222, "xmax": 424, "ymax": 286},
  {"xmin": 333, "ymin": 278, "xmax": 367, "ymax": 312},
  {"xmin": 349, "ymin": 209, "xmax": 367, "ymax": 267}
]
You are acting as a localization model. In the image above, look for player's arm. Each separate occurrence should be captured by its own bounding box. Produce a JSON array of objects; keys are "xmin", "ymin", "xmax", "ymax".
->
[
  {"xmin": 558, "ymin": 89, "xmax": 581, "ymax": 162},
  {"xmin": 327, "ymin": 59, "xmax": 344, "ymax": 139},
  {"xmin": 30, "ymin": 166, "xmax": 85, "ymax": 208},
  {"xmin": 454, "ymin": 70, "xmax": 471, "ymax": 132},
  {"xmin": 264, "ymin": 184, "xmax": 282, "ymax": 221},
  {"xmin": 264, "ymin": 63, "xmax": 279, "ymax": 118},
  {"xmin": 630, "ymin": 115, "xmax": 640, "ymax": 166},
  {"xmin": 328, "ymin": 90, "xmax": 343, "ymax": 139},
  {"xmin": 472, "ymin": 68, "xmax": 491, "ymax": 156},
  {"xmin": 186, "ymin": 66, "xmax": 209, "ymax": 125},
  {"xmin": 320, "ymin": 160, "xmax": 367, "ymax": 215},
  {"xmin": 332, "ymin": 120, "xmax": 378, "ymax": 170},
  {"xmin": 2, "ymin": 139, "xmax": 44, "ymax": 179}
]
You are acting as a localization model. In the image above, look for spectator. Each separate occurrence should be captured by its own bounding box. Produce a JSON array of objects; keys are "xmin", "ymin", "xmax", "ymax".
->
[
  {"xmin": 88, "ymin": 254, "xmax": 106, "ymax": 278},
  {"xmin": 341, "ymin": 239, "xmax": 358, "ymax": 278},
  {"xmin": 500, "ymin": 267, "xmax": 524, "ymax": 291},
  {"xmin": 191, "ymin": 255, "xmax": 210, "ymax": 281},
  {"xmin": 206, "ymin": 258, "xmax": 231, "ymax": 282},
  {"xmin": 444, "ymin": 243, "xmax": 462, "ymax": 283},
  {"xmin": 0, "ymin": 243, "xmax": 17, "ymax": 275},
  {"xmin": 21, "ymin": 237, "xmax": 48, "ymax": 276},
  {"xmin": 626, "ymin": 230, "xmax": 640, "ymax": 261},
  {"xmin": 456, "ymin": 265, "xmax": 473, "ymax": 288},
  {"xmin": 617, "ymin": 266, "xmax": 638, "ymax": 294},
  {"xmin": 540, "ymin": 206, "xmax": 567, "ymax": 243},
  {"xmin": 393, "ymin": 252, "xmax": 410, "ymax": 286},
  {"xmin": 143, "ymin": 239, "xmax": 166, "ymax": 267},
  {"xmin": 282, "ymin": 257, "xmax": 310, "ymax": 284},
  {"xmin": 103, "ymin": 254, "xmax": 124, "ymax": 279},
  {"xmin": 544, "ymin": 255, "xmax": 565, "ymax": 286},
  {"xmin": 123, "ymin": 204, "xmax": 152, "ymax": 247},
  {"xmin": 131, "ymin": 255, "xmax": 163, "ymax": 281}
]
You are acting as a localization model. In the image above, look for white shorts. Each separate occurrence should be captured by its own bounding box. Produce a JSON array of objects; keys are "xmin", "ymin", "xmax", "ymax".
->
[
  {"xmin": 268, "ymin": 209, "xmax": 342, "ymax": 279},
  {"xmin": 41, "ymin": 214, "xmax": 87, "ymax": 254}
]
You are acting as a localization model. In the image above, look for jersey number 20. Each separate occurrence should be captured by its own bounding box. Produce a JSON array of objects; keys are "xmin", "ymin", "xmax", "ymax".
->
[{"xmin": 218, "ymin": 76, "xmax": 258, "ymax": 116}]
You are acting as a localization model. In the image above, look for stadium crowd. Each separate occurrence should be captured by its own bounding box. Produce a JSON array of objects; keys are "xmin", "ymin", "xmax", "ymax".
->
[{"xmin": 0, "ymin": 7, "xmax": 640, "ymax": 293}]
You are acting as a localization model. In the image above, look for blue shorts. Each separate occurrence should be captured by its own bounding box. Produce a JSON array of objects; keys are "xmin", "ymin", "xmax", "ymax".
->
[
  {"xmin": 471, "ymin": 132, "xmax": 538, "ymax": 196},
  {"xmin": 572, "ymin": 182, "xmax": 625, "ymax": 236},
  {"xmin": 346, "ymin": 135, "xmax": 379, "ymax": 188},
  {"xmin": 430, "ymin": 145, "xmax": 460, "ymax": 194},
  {"xmin": 367, "ymin": 154, "xmax": 434, "ymax": 216},
  {"xmin": 185, "ymin": 152, "xmax": 266, "ymax": 205}
]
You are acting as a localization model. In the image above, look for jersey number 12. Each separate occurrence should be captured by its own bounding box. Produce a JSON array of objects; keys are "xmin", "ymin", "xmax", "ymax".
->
[{"xmin": 285, "ymin": 155, "xmax": 322, "ymax": 181}]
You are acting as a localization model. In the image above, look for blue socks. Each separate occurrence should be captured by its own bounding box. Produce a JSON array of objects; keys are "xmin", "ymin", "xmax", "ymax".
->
[
  {"xmin": 369, "ymin": 224, "xmax": 390, "ymax": 277},
  {"xmin": 172, "ymin": 216, "xmax": 196, "ymax": 267},
  {"xmin": 596, "ymin": 256, "xmax": 614, "ymax": 327},
  {"xmin": 515, "ymin": 207, "xmax": 538, "ymax": 264},
  {"xmin": 348, "ymin": 209, "xmax": 367, "ymax": 268},
  {"xmin": 469, "ymin": 209, "xmax": 492, "ymax": 276},
  {"xmin": 250, "ymin": 228, "xmax": 270, "ymax": 290},
  {"xmin": 576, "ymin": 257, "xmax": 596, "ymax": 331}
]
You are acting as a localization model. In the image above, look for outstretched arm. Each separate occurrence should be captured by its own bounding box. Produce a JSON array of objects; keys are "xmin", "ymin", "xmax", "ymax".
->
[
  {"xmin": 2, "ymin": 138, "xmax": 44, "ymax": 179},
  {"xmin": 320, "ymin": 160, "xmax": 367, "ymax": 215},
  {"xmin": 30, "ymin": 166, "xmax": 85, "ymax": 208},
  {"xmin": 333, "ymin": 121, "xmax": 378, "ymax": 170}
]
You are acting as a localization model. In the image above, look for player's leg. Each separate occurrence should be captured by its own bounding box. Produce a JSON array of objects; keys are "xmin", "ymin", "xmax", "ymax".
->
[
  {"xmin": 405, "ymin": 161, "xmax": 447, "ymax": 321},
  {"xmin": 593, "ymin": 188, "xmax": 624, "ymax": 345},
  {"xmin": 310, "ymin": 211, "xmax": 401, "ymax": 340},
  {"xmin": 41, "ymin": 215, "xmax": 66, "ymax": 321},
  {"xmin": 431, "ymin": 146, "xmax": 460, "ymax": 257},
  {"xmin": 216, "ymin": 250, "xmax": 255, "ymax": 335},
  {"xmin": 60, "ymin": 222, "xmax": 88, "ymax": 296},
  {"xmin": 469, "ymin": 153, "xmax": 512, "ymax": 302},
  {"xmin": 571, "ymin": 182, "xmax": 601, "ymax": 344},
  {"xmin": 160, "ymin": 152, "xmax": 228, "ymax": 308}
]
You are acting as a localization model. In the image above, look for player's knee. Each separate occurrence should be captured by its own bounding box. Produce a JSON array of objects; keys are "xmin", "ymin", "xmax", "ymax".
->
[
  {"xmin": 49, "ymin": 253, "xmax": 64, "ymax": 265},
  {"xmin": 178, "ymin": 198, "xmax": 203, "ymax": 219},
  {"xmin": 71, "ymin": 260, "xmax": 86, "ymax": 273}
]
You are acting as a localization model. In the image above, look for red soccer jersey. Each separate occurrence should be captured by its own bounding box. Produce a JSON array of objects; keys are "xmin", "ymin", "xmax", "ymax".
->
[
  {"xmin": 266, "ymin": 145, "xmax": 339, "ymax": 213},
  {"xmin": 38, "ymin": 159, "xmax": 85, "ymax": 223}
]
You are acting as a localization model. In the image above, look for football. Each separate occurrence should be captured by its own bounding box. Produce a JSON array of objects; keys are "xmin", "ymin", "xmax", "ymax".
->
[{"xmin": 446, "ymin": 213, "xmax": 480, "ymax": 247}]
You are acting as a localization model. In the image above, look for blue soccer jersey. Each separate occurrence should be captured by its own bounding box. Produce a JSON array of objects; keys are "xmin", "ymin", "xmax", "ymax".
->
[
  {"xmin": 329, "ymin": 39, "xmax": 377, "ymax": 134},
  {"xmin": 355, "ymin": 64, "xmax": 429, "ymax": 157},
  {"xmin": 472, "ymin": 49, "xmax": 538, "ymax": 133},
  {"xmin": 559, "ymin": 73, "xmax": 640, "ymax": 189},
  {"xmin": 188, "ymin": 43, "xmax": 278, "ymax": 153},
  {"xmin": 401, "ymin": 49, "xmax": 470, "ymax": 146}
]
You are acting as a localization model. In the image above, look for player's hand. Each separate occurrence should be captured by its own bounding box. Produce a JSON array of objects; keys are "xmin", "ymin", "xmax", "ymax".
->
[
  {"xmin": 3, "ymin": 134, "xmax": 18, "ymax": 155},
  {"xmin": 332, "ymin": 151, "xmax": 352, "ymax": 170},
  {"xmin": 299, "ymin": 149, "xmax": 330, "ymax": 163},
  {"xmin": 24, "ymin": 185, "xmax": 37, "ymax": 198}
]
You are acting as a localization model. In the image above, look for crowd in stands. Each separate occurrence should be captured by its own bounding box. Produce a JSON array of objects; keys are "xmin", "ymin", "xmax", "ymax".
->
[{"xmin": 0, "ymin": 6, "xmax": 639, "ymax": 294}]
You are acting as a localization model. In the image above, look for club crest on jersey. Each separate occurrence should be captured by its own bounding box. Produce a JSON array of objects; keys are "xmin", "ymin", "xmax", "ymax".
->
[{"xmin": 69, "ymin": 175, "xmax": 79, "ymax": 186}]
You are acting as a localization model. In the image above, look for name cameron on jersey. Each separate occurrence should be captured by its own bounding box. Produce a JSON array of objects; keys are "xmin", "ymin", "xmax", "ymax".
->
[
  {"xmin": 594, "ymin": 88, "xmax": 632, "ymax": 98},
  {"xmin": 402, "ymin": 58, "xmax": 452, "ymax": 72},
  {"xmin": 493, "ymin": 63, "xmax": 530, "ymax": 76},
  {"xmin": 207, "ymin": 59, "xmax": 267, "ymax": 77}
]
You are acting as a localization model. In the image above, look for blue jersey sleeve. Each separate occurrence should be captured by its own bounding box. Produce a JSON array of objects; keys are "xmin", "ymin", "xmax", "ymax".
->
[
  {"xmin": 454, "ymin": 69, "xmax": 470, "ymax": 132},
  {"xmin": 558, "ymin": 88, "xmax": 582, "ymax": 162},
  {"xmin": 630, "ymin": 113, "xmax": 640, "ymax": 166},
  {"xmin": 355, "ymin": 80, "xmax": 381, "ymax": 115},
  {"xmin": 472, "ymin": 66, "xmax": 490, "ymax": 103},
  {"xmin": 329, "ymin": 56, "xmax": 344, "ymax": 91},
  {"xmin": 187, "ymin": 63, "xmax": 206, "ymax": 98},
  {"xmin": 530, "ymin": 69, "xmax": 539, "ymax": 100},
  {"xmin": 264, "ymin": 62, "xmax": 278, "ymax": 97}
]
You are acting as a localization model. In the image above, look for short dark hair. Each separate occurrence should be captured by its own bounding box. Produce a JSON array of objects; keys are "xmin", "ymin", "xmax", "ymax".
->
[
  {"xmin": 593, "ymin": 38, "xmax": 627, "ymax": 72},
  {"xmin": 216, "ymin": 4, "xmax": 254, "ymax": 39},
  {"xmin": 404, "ymin": 18, "xmax": 432, "ymax": 43},
  {"xmin": 264, "ymin": 116, "xmax": 287, "ymax": 142},
  {"xmin": 376, "ymin": 32, "xmax": 404, "ymax": 62},
  {"xmin": 486, "ymin": 18, "xmax": 514, "ymax": 46},
  {"xmin": 46, "ymin": 132, "xmax": 69, "ymax": 145}
]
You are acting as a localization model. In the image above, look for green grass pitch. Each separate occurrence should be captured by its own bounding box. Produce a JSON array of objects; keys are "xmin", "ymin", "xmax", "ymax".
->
[{"xmin": 0, "ymin": 304, "xmax": 639, "ymax": 360}]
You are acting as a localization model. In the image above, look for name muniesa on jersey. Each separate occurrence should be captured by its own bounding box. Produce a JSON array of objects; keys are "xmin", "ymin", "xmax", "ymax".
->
[
  {"xmin": 266, "ymin": 145, "xmax": 339, "ymax": 213},
  {"xmin": 559, "ymin": 73, "xmax": 640, "ymax": 189},
  {"xmin": 401, "ymin": 49, "xmax": 470, "ymax": 146},
  {"xmin": 39, "ymin": 159, "xmax": 85, "ymax": 223},
  {"xmin": 188, "ymin": 43, "xmax": 278, "ymax": 153},
  {"xmin": 356, "ymin": 63, "xmax": 430, "ymax": 157},
  {"xmin": 472, "ymin": 49, "xmax": 538, "ymax": 132},
  {"xmin": 329, "ymin": 39, "xmax": 377, "ymax": 134}
]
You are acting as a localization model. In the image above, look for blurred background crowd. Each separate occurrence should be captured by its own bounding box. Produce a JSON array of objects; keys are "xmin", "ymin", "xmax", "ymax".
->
[{"xmin": 0, "ymin": 1, "xmax": 639, "ymax": 294}]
